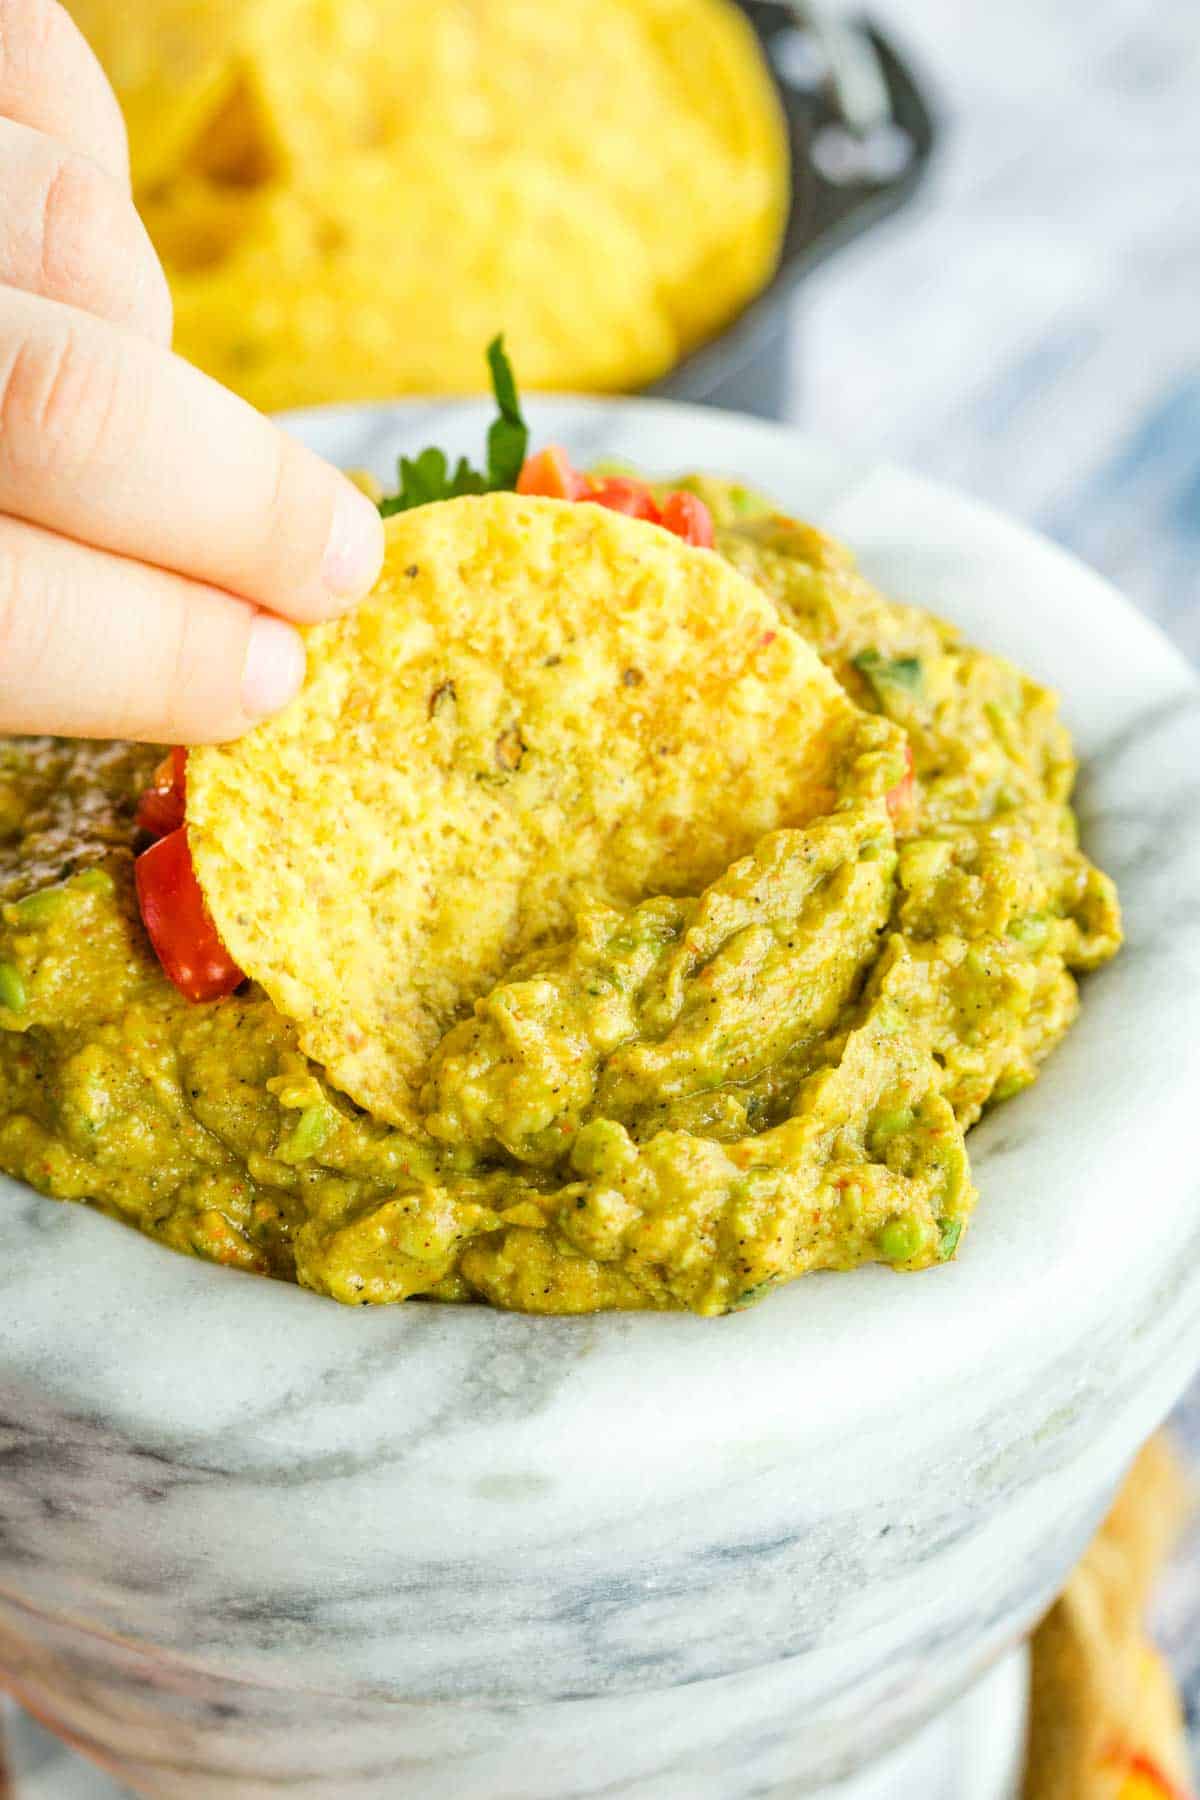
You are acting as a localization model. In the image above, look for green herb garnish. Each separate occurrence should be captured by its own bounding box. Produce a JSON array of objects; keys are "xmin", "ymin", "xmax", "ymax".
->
[
  {"xmin": 852, "ymin": 650, "xmax": 924, "ymax": 700},
  {"xmin": 381, "ymin": 447, "xmax": 485, "ymax": 515},
  {"xmin": 379, "ymin": 336, "xmax": 529, "ymax": 517},
  {"xmin": 483, "ymin": 335, "xmax": 528, "ymax": 490}
]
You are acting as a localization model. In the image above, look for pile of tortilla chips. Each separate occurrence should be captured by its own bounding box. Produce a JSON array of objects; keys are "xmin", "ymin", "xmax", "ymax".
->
[{"xmin": 68, "ymin": 0, "xmax": 790, "ymax": 411}]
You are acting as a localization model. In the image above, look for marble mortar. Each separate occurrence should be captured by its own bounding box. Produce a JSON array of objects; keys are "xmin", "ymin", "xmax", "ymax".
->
[{"xmin": 2, "ymin": 401, "xmax": 1198, "ymax": 1799}]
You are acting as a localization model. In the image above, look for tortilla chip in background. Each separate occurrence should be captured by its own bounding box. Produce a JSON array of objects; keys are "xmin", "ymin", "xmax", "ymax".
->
[
  {"xmin": 204, "ymin": 0, "xmax": 790, "ymax": 346},
  {"xmin": 622, "ymin": 0, "xmax": 792, "ymax": 346},
  {"xmin": 1023, "ymin": 1435, "xmax": 1195, "ymax": 1800},
  {"xmin": 149, "ymin": 149, "xmax": 681, "ymax": 413},
  {"xmin": 67, "ymin": 0, "xmax": 789, "ymax": 408},
  {"xmin": 188, "ymin": 494, "xmax": 901, "ymax": 1124},
  {"xmin": 65, "ymin": 0, "xmax": 271, "ymax": 189}
]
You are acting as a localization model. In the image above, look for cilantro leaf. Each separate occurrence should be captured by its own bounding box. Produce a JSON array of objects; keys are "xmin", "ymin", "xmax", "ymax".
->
[
  {"xmin": 447, "ymin": 456, "xmax": 488, "ymax": 500},
  {"xmin": 485, "ymin": 334, "xmax": 528, "ymax": 490},
  {"xmin": 380, "ymin": 448, "xmax": 450, "ymax": 517},
  {"xmin": 378, "ymin": 335, "xmax": 529, "ymax": 516}
]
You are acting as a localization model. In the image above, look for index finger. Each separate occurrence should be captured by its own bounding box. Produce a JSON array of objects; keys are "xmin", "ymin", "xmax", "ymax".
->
[
  {"xmin": 0, "ymin": 287, "xmax": 385, "ymax": 624},
  {"xmin": 0, "ymin": 0, "xmax": 130, "ymax": 185}
]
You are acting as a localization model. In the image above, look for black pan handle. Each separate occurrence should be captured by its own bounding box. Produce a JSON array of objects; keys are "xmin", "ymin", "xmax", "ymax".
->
[{"xmin": 651, "ymin": 11, "xmax": 938, "ymax": 416}]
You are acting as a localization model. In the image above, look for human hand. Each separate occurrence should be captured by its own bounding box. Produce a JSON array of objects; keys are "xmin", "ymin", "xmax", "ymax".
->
[{"xmin": 0, "ymin": 0, "xmax": 385, "ymax": 743}]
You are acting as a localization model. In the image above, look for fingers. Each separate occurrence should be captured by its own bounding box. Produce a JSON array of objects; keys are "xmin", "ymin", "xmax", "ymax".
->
[
  {"xmin": 0, "ymin": 0, "xmax": 130, "ymax": 186},
  {"xmin": 0, "ymin": 116, "xmax": 172, "ymax": 342},
  {"xmin": 0, "ymin": 5, "xmax": 379, "ymax": 748},
  {"xmin": 0, "ymin": 288, "xmax": 385, "ymax": 624},
  {"xmin": 0, "ymin": 513, "xmax": 306, "ymax": 743}
]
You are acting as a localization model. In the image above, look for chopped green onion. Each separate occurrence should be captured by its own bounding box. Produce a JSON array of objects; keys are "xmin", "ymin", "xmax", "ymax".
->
[
  {"xmin": 11, "ymin": 885, "xmax": 69, "ymax": 926},
  {"xmin": 0, "ymin": 960, "xmax": 26, "ymax": 1012},
  {"xmin": 938, "ymin": 1218, "xmax": 963, "ymax": 1261},
  {"xmin": 74, "ymin": 866, "xmax": 115, "ymax": 895},
  {"xmin": 278, "ymin": 1103, "xmax": 335, "ymax": 1165},
  {"xmin": 870, "ymin": 1106, "xmax": 914, "ymax": 1148},
  {"xmin": 853, "ymin": 649, "xmax": 923, "ymax": 701}
]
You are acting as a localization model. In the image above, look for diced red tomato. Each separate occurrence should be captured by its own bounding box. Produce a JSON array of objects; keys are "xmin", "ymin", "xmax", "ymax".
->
[
  {"xmin": 584, "ymin": 476, "xmax": 662, "ymax": 523},
  {"xmin": 136, "ymin": 747, "xmax": 188, "ymax": 839},
  {"xmin": 518, "ymin": 449, "xmax": 715, "ymax": 547},
  {"xmin": 516, "ymin": 446, "xmax": 590, "ymax": 501},
  {"xmin": 135, "ymin": 828, "xmax": 244, "ymax": 1003},
  {"xmin": 659, "ymin": 490, "xmax": 715, "ymax": 549},
  {"xmin": 886, "ymin": 742, "xmax": 917, "ymax": 825}
]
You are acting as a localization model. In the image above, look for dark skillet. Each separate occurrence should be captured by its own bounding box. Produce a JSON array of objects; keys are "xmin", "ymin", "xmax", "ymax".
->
[{"xmin": 653, "ymin": 5, "xmax": 937, "ymax": 418}]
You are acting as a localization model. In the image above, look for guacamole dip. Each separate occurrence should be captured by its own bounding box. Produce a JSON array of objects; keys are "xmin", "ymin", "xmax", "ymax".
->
[{"xmin": 0, "ymin": 482, "xmax": 1120, "ymax": 1314}]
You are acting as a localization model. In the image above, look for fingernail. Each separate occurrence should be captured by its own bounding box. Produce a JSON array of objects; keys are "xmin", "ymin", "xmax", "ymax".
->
[
  {"xmin": 242, "ymin": 616, "xmax": 306, "ymax": 719},
  {"xmin": 322, "ymin": 480, "xmax": 385, "ymax": 603}
]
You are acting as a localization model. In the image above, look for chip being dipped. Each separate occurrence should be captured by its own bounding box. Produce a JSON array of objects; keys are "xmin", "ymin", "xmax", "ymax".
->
[{"xmin": 186, "ymin": 493, "xmax": 905, "ymax": 1126}]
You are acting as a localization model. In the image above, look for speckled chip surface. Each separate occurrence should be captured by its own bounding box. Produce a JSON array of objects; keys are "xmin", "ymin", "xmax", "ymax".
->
[{"xmin": 187, "ymin": 493, "xmax": 891, "ymax": 1122}]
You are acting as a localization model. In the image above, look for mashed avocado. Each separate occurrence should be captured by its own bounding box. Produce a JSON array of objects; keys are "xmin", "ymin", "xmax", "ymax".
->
[{"xmin": 0, "ymin": 489, "xmax": 1121, "ymax": 1314}]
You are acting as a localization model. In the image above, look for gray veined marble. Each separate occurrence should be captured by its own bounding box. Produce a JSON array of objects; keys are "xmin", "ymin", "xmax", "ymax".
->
[{"xmin": 2, "ymin": 400, "xmax": 1200, "ymax": 1798}]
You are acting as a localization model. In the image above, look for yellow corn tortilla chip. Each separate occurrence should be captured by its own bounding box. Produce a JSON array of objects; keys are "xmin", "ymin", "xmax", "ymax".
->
[
  {"xmin": 69, "ymin": 0, "xmax": 789, "ymax": 408},
  {"xmin": 188, "ymin": 495, "xmax": 900, "ymax": 1123},
  {"xmin": 150, "ymin": 150, "xmax": 680, "ymax": 413},
  {"xmin": 66, "ymin": 0, "xmax": 272, "ymax": 190}
]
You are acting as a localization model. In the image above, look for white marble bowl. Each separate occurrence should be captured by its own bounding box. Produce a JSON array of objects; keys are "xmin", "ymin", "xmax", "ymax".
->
[{"xmin": 2, "ymin": 401, "xmax": 1199, "ymax": 1800}]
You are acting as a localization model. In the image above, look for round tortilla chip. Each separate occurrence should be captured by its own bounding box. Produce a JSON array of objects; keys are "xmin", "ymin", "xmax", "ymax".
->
[{"xmin": 188, "ymin": 494, "xmax": 888, "ymax": 1123}]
